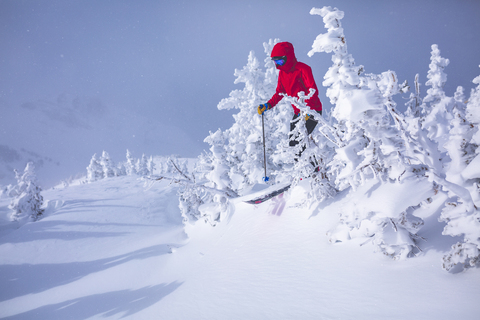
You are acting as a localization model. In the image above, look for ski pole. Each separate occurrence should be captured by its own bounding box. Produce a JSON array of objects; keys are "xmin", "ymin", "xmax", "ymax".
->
[{"xmin": 262, "ymin": 112, "xmax": 269, "ymax": 182}]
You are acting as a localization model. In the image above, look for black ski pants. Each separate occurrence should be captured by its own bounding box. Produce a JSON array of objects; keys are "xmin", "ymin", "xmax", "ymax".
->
[{"xmin": 289, "ymin": 111, "xmax": 321, "ymax": 162}]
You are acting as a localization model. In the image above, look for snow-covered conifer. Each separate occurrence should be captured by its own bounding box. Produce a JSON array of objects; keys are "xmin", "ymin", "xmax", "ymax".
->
[
  {"xmin": 136, "ymin": 154, "xmax": 149, "ymax": 176},
  {"xmin": 203, "ymin": 129, "xmax": 233, "ymax": 192},
  {"xmin": 181, "ymin": 130, "xmax": 236, "ymax": 225},
  {"xmin": 117, "ymin": 162, "xmax": 127, "ymax": 176},
  {"xmin": 405, "ymin": 74, "xmax": 422, "ymax": 119},
  {"xmin": 100, "ymin": 151, "xmax": 116, "ymax": 178},
  {"xmin": 125, "ymin": 149, "xmax": 137, "ymax": 175},
  {"xmin": 421, "ymin": 45, "xmax": 454, "ymax": 155},
  {"xmin": 423, "ymin": 45, "xmax": 449, "ymax": 106},
  {"xmin": 217, "ymin": 51, "xmax": 269, "ymax": 190},
  {"xmin": 309, "ymin": 7, "xmax": 371, "ymax": 191},
  {"xmin": 443, "ymin": 86, "xmax": 475, "ymax": 186},
  {"xmin": 440, "ymin": 68, "xmax": 480, "ymax": 271},
  {"xmin": 308, "ymin": 6, "xmax": 433, "ymax": 259},
  {"xmin": 86, "ymin": 153, "xmax": 104, "ymax": 182},
  {"xmin": 309, "ymin": 7, "xmax": 413, "ymax": 189},
  {"xmin": 155, "ymin": 156, "xmax": 168, "ymax": 175},
  {"xmin": 178, "ymin": 182, "xmax": 206, "ymax": 224},
  {"xmin": 9, "ymin": 162, "xmax": 44, "ymax": 221},
  {"xmin": 147, "ymin": 156, "xmax": 156, "ymax": 176},
  {"xmin": 466, "ymin": 67, "xmax": 480, "ymax": 148}
]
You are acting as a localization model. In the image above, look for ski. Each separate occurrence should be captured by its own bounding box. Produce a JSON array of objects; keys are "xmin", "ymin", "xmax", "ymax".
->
[
  {"xmin": 243, "ymin": 184, "xmax": 291, "ymax": 204},
  {"xmin": 146, "ymin": 175, "xmax": 290, "ymax": 205}
]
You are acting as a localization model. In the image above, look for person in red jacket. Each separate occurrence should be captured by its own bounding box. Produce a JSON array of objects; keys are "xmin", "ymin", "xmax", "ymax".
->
[{"xmin": 257, "ymin": 41, "xmax": 322, "ymax": 165}]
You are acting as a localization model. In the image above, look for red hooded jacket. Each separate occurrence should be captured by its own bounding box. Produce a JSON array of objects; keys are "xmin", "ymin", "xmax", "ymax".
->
[{"xmin": 267, "ymin": 42, "xmax": 322, "ymax": 115}]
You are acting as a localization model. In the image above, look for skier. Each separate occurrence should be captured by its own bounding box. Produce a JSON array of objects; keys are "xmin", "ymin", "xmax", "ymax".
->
[{"xmin": 257, "ymin": 41, "xmax": 322, "ymax": 166}]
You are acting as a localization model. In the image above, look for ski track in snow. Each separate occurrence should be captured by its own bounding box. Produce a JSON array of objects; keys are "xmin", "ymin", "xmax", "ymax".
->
[{"xmin": 0, "ymin": 175, "xmax": 479, "ymax": 319}]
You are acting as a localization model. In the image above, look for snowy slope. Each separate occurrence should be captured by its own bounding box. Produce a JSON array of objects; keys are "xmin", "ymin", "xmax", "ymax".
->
[{"xmin": 1, "ymin": 173, "xmax": 479, "ymax": 319}]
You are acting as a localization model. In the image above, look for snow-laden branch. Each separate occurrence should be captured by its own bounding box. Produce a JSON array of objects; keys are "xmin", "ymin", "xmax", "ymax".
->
[
  {"xmin": 145, "ymin": 174, "xmax": 238, "ymax": 199},
  {"xmin": 280, "ymin": 88, "xmax": 316, "ymax": 114},
  {"xmin": 280, "ymin": 89, "xmax": 344, "ymax": 148}
]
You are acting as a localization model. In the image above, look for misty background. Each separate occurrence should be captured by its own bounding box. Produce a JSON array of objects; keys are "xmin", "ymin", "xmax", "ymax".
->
[{"xmin": 1, "ymin": 0, "xmax": 479, "ymax": 187}]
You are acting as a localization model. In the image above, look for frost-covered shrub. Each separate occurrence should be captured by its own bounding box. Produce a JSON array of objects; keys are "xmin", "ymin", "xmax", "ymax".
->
[
  {"xmin": 171, "ymin": 154, "xmax": 231, "ymax": 226},
  {"xmin": 178, "ymin": 182, "xmax": 206, "ymax": 223},
  {"xmin": 9, "ymin": 162, "xmax": 44, "ymax": 222},
  {"xmin": 202, "ymin": 130, "xmax": 233, "ymax": 191},
  {"xmin": 440, "ymin": 200, "xmax": 480, "ymax": 271},
  {"xmin": 185, "ymin": 130, "xmax": 235, "ymax": 225}
]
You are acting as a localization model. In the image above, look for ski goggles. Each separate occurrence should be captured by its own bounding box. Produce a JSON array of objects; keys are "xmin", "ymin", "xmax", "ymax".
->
[{"xmin": 272, "ymin": 56, "xmax": 287, "ymax": 66}]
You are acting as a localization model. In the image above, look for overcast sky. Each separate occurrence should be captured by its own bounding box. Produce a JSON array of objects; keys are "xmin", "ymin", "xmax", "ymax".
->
[{"xmin": 1, "ymin": 0, "xmax": 480, "ymax": 156}]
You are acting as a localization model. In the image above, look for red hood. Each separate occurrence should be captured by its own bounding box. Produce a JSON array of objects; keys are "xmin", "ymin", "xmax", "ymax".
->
[{"xmin": 271, "ymin": 42, "xmax": 297, "ymax": 72}]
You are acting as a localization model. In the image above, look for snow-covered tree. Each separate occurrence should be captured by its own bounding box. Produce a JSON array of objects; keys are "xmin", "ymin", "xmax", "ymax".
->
[
  {"xmin": 100, "ymin": 151, "xmax": 116, "ymax": 178},
  {"xmin": 308, "ymin": 6, "xmax": 371, "ymax": 191},
  {"xmin": 421, "ymin": 44, "xmax": 454, "ymax": 157},
  {"xmin": 440, "ymin": 68, "xmax": 480, "ymax": 271},
  {"xmin": 178, "ymin": 181, "xmax": 207, "ymax": 224},
  {"xmin": 86, "ymin": 153, "xmax": 104, "ymax": 182},
  {"xmin": 443, "ymin": 86, "xmax": 475, "ymax": 186},
  {"xmin": 217, "ymin": 50, "xmax": 270, "ymax": 190},
  {"xmin": 202, "ymin": 129, "xmax": 234, "ymax": 193},
  {"xmin": 147, "ymin": 156, "xmax": 156, "ymax": 175},
  {"xmin": 117, "ymin": 162, "xmax": 127, "ymax": 176},
  {"xmin": 308, "ymin": 6, "xmax": 434, "ymax": 259},
  {"xmin": 125, "ymin": 149, "xmax": 137, "ymax": 175},
  {"xmin": 405, "ymin": 74, "xmax": 422, "ymax": 119},
  {"xmin": 9, "ymin": 162, "xmax": 44, "ymax": 221},
  {"xmin": 136, "ymin": 154, "xmax": 149, "ymax": 176}
]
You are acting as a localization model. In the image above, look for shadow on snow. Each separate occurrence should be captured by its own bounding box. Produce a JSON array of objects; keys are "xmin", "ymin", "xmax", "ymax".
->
[
  {"xmin": 0, "ymin": 244, "xmax": 173, "ymax": 302},
  {"xmin": 5, "ymin": 282, "xmax": 183, "ymax": 320}
]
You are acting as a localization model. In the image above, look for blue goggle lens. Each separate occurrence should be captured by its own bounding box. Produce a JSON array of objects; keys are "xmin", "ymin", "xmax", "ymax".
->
[{"xmin": 274, "ymin": 58, "xmax": 286, "ymax": 66}]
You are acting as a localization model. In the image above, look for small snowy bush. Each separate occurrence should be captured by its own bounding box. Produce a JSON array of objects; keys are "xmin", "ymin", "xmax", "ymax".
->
[{"xmin": 9, "ymin": 162, "xmax": 44, "ymax": 222}]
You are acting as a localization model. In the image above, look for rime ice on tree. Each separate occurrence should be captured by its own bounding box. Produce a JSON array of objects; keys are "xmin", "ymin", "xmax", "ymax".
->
[
  {"xmin": 440, "ymin": 67, "xmax": 480, "ymax": 271},
  {"xmin": 125, "ymin": 149, "xmax": 137, "ymax": 176},
  {"xmin": 86, "ymin": 153, "xmax": 104, "ymax": 182},
  {"xmin": 309, "ymin": 6, "xmax": 434, "ymax": 260},
  {"xmin": 100, "ymin": 151, "xmax": 116, "ymax": 178},
  {"xmin": 9, "ymin": 162, "xmax": 44, "ymax": 222}
]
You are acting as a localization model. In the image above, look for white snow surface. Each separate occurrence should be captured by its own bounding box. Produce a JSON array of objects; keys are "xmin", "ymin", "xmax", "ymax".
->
[{"xmin": 1, "ymin": 170, "xmax": 479, "ymax": 320}]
